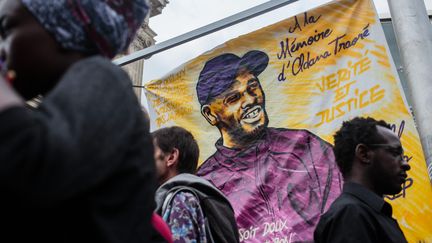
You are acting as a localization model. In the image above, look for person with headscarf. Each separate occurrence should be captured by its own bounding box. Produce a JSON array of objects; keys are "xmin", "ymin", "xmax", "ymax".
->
[{"xmin": 0, "ymin": 0, "xmax": 158, "ymax": 242}]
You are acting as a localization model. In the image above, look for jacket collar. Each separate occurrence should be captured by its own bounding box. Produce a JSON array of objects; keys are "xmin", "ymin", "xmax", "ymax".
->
[{"xmin": 343, "ymin": 182, "xmax": 393, "ymax": 216}]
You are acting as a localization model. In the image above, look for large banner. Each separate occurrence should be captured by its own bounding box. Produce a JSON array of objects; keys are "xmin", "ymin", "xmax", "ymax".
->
[{"xmin": 145, "ymin": 0, "xmax": 432, "ymax": 242}]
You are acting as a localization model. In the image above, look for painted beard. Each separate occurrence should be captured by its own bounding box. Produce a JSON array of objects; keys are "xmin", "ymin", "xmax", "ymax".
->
[{"xmin": 225, "ymin": 108, "xmax": 269, "ymax": 147}]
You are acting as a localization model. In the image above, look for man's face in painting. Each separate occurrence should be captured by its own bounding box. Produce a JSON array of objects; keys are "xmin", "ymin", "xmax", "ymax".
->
[{"xmin": 201, "ymin": 70, "xmax": 269, "ymax": 146}]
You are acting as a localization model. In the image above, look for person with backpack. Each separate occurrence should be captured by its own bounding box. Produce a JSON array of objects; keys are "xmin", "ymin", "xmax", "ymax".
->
[{"xmin": 152, "ymin": 126, "xmax": 239, "ymax": 243}]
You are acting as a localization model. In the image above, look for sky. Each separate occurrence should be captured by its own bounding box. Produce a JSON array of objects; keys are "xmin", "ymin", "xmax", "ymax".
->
[{"xmin": 140, "ymin": 0, "xmax": 432, "ymax": 87}]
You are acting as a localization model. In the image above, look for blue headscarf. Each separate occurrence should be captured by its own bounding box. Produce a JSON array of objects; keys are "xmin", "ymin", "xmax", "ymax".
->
[{"xmin": 21, "ymin": 0, "xmax": 150, "ymax": 58}]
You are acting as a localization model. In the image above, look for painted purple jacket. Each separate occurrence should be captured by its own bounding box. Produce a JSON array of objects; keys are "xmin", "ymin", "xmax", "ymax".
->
[{"xmin": 197, "ymin": 128, "xmax": 342, "ymax": 243}]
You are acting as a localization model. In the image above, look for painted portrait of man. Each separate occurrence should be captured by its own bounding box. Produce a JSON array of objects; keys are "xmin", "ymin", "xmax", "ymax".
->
[{"xmin": 196, "ymin": 50, "xmax": 342, "ymax": 242}]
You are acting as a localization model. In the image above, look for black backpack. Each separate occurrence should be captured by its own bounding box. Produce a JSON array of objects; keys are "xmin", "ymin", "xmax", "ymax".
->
[{"xmin": 155, "ymin": 174, "xmax": 239, "ymax": 243}]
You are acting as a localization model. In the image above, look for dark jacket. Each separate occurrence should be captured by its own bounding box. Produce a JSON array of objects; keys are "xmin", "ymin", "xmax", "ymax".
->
[{"xmin": 0, "ymin": 57, "xmax": 157, "ymax": 243}]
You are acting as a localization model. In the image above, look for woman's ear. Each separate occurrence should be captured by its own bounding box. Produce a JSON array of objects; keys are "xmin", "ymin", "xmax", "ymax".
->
[{"xmin": 201, "ymin": 105, "xmax": 218, "ymax": 126}]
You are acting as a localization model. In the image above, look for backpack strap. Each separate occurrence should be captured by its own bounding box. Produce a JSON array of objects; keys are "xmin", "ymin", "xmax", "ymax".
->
[{"xmin": 160, "ymin": 186, "xmax": 216, "ymax": 243}]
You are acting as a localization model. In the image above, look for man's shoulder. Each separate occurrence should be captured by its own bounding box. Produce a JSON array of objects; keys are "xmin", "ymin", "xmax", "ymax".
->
[
  {"xmin": 267, "ymin": 127, "xmax": 333, "ymax": 151},
  {"xmin": 162, "ymin": 173, "xmax": 212, "ymax": 188},
  {"xmin": 156, "ymin": 173, "xmax": 226, "ymax": 202},
  {"xmin": 62, "ymin": 56, "xmax": 131, "ymax": 88},
  {"xmin": 268, "ymin": 127, "xmax": 326, "ymax": 142},
  {"xmin": 321, "ymin": 193, "xmax": 371, "ymax": 220},
  {"xmin": 315, "ymin": 193, "xmax": 378, "ymax": 243},
  {"xmin": 196, "ymin": 153, "xmax": 221, "ymax": 175},
  {"xmin": 49, "ymin": 56, "xmax": 136, "ymax": 110},
  {"xmin": 158, "ymin": 174, "xmax": 233, "ymax": 216}
]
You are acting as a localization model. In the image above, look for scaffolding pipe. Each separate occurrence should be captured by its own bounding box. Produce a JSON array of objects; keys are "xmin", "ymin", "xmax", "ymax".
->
[{"xmin": 114, "ymin": 0, "xmax": 298, "ymax": 66}]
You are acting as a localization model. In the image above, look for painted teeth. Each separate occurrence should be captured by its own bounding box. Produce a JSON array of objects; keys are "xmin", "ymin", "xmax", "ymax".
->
[{"xmin": 245, "ymin": 109, "xmax": 259, "ymax": 119}]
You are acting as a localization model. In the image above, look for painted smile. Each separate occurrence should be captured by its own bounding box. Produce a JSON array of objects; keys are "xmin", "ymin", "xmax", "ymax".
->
[{"xmin": 242, "ymin": 106, "xmax": 262, "ymax": 123}]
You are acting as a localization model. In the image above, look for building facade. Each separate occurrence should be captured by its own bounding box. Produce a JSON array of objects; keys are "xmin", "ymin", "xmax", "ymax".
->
[{"xmin": 121, "ymin": 0, "xmax": 169, "ymax": 100}]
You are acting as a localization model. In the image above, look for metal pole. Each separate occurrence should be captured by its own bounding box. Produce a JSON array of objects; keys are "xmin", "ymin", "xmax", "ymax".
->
[
  {"xmin": 387, "ymin": 0, "xmax": 432, "ymax": 179},
  {"xmin": 113, "ymin": 0, "xmax": 298, "ymax": 66}
]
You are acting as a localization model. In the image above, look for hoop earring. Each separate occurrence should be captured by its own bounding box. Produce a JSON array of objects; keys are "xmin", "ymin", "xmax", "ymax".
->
[{"xmin": 5, "ymin": 70, "xmax": 16, "ymax": 85}]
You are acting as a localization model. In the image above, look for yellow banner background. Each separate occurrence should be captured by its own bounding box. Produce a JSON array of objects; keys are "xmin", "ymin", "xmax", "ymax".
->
[{"xmin": 145, "ymin": 0, "xmax": 432, "ymax": 241}]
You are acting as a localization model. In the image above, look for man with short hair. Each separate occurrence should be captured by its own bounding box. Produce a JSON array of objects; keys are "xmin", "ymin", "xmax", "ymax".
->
[
  {"xmin": 314, "ymin": 117, "xmax": 410, "ymax": 242},
  {"xmin": 196, "ymin": 50, "xmax": 342, "ymax": 242},
  {"xmin": 152, "ymin": 126, "xmax": 239, "ymax": 243}
]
